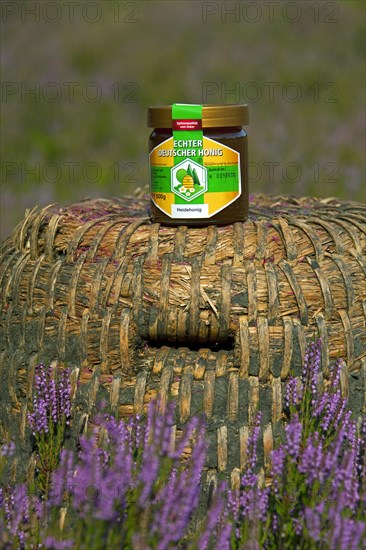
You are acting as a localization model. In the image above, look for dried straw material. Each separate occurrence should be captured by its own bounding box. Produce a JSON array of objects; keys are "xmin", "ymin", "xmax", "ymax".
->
[{"xmin": 0, "ymin": 193, "xmax": 365, "ymax": 491}]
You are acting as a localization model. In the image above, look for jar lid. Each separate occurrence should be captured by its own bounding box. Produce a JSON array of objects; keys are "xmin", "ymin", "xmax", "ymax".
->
[{"xmin": 148, "ymin": 104, "xmax": 249, "ymax": 128}]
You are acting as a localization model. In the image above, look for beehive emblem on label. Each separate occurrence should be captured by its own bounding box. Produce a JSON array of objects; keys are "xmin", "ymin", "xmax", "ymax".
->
[{"xmin": 171, "ymin": 159, "xmax": 208, "ymax": 202}]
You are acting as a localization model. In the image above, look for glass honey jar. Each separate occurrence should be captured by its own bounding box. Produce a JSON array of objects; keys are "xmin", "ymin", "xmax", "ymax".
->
[{"xmin": 148, "ymin": 103, "xmax": 249, "ymax": 225}]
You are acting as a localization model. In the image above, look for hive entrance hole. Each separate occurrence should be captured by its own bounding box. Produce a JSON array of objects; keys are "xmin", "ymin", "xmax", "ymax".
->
[{"xmin": 144, "ymin": 336, "xmax": 235, "ymax": 352}]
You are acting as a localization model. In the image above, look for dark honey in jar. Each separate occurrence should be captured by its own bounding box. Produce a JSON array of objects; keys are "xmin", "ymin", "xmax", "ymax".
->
[{"xmin": 148, "ymin": 103, "xmax": 249, "ymax": 225}]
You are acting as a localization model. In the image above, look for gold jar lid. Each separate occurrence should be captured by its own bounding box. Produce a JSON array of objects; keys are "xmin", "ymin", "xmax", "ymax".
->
[{"xmin": 148, "ymin": 104, "xmax": 249, "ymax": 128}]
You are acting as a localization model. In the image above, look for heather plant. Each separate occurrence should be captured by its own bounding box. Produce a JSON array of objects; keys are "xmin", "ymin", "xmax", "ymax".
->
[
  {"xmin": 27, "ymin": 364, "xmax": 71, "ymax": 497},
  {"xmin": 0, "ymin": 441, "xmax": 15, "ymax": 547},
  {"xmin": 204, "ymin": 339, "xmax": 365, "ymax": 549},
  {"xmin": 0, "ymin": 441, "xmax": 15, "ymax": 482},
  {"xmin": 0, "ymin": 344, "xmax": 365, "ymax": 549},
  {"xmin": 265, "ymin": 340, "xmax": 366, "ymax": 549},
  {"xmin": 227, "ymin": 413, "xmax": 271, "ymax": 549},
  {"xmin": 45, "ymin": 405, "xmax": 205, "ymax": 549},
  {"xmin": 1, "ymin": 395, "xmax": 227, "ymax": 549},
  {"xmin": 45, "ymin": 401, "xmax": 228, "ymax": 549}
]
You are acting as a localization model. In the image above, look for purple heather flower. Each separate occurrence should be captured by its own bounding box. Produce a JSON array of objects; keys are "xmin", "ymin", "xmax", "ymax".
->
[
  {"xmin": 124, "ymin": 413, "xmax": 144, "ymax": 458},
  {"xmin": 302, "ymin": 339, "xmax": 322, "ymax": 405},
  {"xmin": 58, "ymin": 369, "xmax": 72, "ymax": 423},
  {"xmin": 284, "ymin": 414, "xmax": 302, "ymax": 461},
  {"xmin": 320, "ymin": 390, "xmax": 345, "ymax": 433},
  {"xmin": 327, "ymin": 421, "xmax": 361, "ymax": 512},
  {"xmin": 327, "ymin": 506, "xmax": 366, "ymax": 550},
  {"xmin": 322, "ymin": 420, "xmax": 356, "ymax": 502},
  {"xmin": 139, "ymin": 401, "xmax": 205, "ymax": 512},
  {"xmin": 72, "ymin": 435, "xmax": 120, "ymax": 520},
  {"xmin": 299, "ymin": 432, "xmax": 326, "ymax": 485},
  {"xmin": 235, "ymin": 477, "xmax": 269, "ymax": 523},
  {"xmin": 241, "ymin": 413, "xmax": 262, "ymax": 475},
  {"xmin": 312, "ymin": 357, "xmax": 349, "ymax": 438},
  {"xmin": 51, "ymin": 416, "xmax": 134, "ymax": 521},
  {"xmin": 49, "ymin": 375, "xmax": 58, "ymax": 423},
  {"xmin": 213, "ymin": 520, "xmax": 232, "ymax": 550},
  {"xmin": 271, "ymin": 512, "xmax": 278, "ymax": 532},
  {"xmin": 171, "ymin": 434, "xmax": 206, "ymax": 534},
  {"xmin": 198, "ymin": 482, "xmax": 228, "ymax": 550},
  {"xmin": 149, "ymin": 421, "xmax": 207, "ymax": 547},
  {"xmin": 332, "ymin": 398, "xmax": 348, "ymax": 430},
  {"xmin": 227, "ymin": 416, "xmax": 269, "ymax": 542},
  {"xmin": 0, "ymin": 483, "xmax": 42, "ymax": 547},
  {"xmin": 27, "ymin": 364, "xmax": 71, "ymax": 435},
  {"xmin": 44, "ymin": 536, "xmax": 74, "ymax": 549},
  {"xmin": 303, "ymin": 502, "xmax": 325, "ymax": 541},
  {"xmin": 33, "ymin": 496, "xmax": 44, "ymax": 520},
  {"xmin": 18, "ymin": 530, "xmax": 26, "ymax": 547},
  {"xmin": 285, "ymin": 377, "xmax": 303, "ymax": 409},
  {"xmin": 329, "ymin": 358, "xmax": 342, "ymax": 388},
  {"xmin": 152, "ymin": 470, "xmax": 197, "ymax": 548},
  {"xmin": 49, "ymin": 449, "xmax": 76, "ymax": 506},
  {"xmin": 138, "ymin": 452, "xmax": 160, "ymax": 506},
  {"xmin": 0, "ymin": 441, "xmax": 15, "ymax": 457},
  {"xmin": 151, "ymin": 466, "xmax": 179, "ymax": 543},
  {"xmin": 271, "ymin": 446, "xmax": 286, "ymax": 494},
  {"xmin": 8, "ymin": 484, "xmax": 29, "ymax": 536},
  {"xmin": 293, "ymin": 517, "xmax": 302, "ymax": 536}
]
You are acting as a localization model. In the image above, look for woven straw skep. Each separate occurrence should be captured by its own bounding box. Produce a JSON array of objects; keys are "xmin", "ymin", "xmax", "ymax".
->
[{"xmin": 0, "ymin": 193, "xmax": 365, "ymax": 496}]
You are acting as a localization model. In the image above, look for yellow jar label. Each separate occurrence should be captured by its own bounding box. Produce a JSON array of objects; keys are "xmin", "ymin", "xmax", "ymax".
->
[{"xmin": 149, "ymin": 136, "xmax": 241, "ymax": 219}]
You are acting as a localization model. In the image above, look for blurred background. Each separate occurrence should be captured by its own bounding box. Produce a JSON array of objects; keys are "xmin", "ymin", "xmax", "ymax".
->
[{"xmin": 1, "ymin": 0, "xmax": 365, "ymax": 239}]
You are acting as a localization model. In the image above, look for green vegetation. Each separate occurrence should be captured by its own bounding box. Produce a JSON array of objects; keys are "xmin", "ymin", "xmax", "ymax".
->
[{"xmin": 1, "ymin": 0, "xmax": 364, "ymax": 238}]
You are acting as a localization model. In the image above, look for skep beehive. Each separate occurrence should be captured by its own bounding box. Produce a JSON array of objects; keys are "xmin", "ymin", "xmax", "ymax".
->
[{"xmin": 0, "ymin": 193, "xmax": 365, "ymax": 491}]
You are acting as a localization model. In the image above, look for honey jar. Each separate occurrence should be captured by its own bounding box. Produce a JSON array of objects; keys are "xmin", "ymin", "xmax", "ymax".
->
[{"xmin": 148, "ymin": 103, "xmax": 249, "ymax": 225}]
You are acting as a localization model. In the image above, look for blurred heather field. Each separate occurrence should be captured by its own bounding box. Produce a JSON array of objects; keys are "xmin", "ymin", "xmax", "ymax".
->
[{"xmin": 1, "ymin": 0, "xmax": 365, "ymax": 239}]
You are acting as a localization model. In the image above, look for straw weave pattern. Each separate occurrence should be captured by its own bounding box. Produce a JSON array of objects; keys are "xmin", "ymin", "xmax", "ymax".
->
[{"xmin": 0, "ymin": 194, "xmax": 365, "ymax": 490}]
